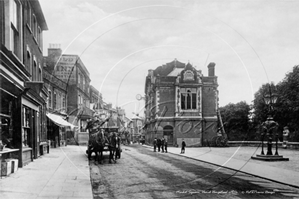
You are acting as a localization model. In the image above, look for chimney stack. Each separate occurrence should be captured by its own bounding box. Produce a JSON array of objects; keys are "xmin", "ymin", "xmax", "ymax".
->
[
  {"xmin": 207, "ymin": 62, "xmax": 216, "ymax": 76},
  {"xmin": 48, "ymin": 43, "xmax": 62, "ymax": 57},
  {"xmin": 148, "ymin": 69, "xmax": 154, "ymax": 76}
]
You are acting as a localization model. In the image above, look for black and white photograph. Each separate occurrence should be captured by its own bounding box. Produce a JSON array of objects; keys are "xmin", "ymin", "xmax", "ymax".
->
[{"xmin": 0, "ymin": 0, "xmax": 299, "ymax": 198}]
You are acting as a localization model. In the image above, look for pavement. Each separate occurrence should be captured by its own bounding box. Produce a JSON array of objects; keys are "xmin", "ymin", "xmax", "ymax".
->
[
  {"xmin": 0, "ymin": 144, "xmax": 298, "ymax": 199},
  {"xmin": 0, "ymin": 145, "xmax": 92, "ymax": 199},
  {"xmin": 150, "ymin": 145, "xmax": 299, "ymax": 188}
]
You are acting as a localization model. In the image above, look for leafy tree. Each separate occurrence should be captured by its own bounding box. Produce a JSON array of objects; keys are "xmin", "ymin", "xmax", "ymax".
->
[
  {"xmin": 219, "ymin": 101, "xmax": 251, "ymax": 141},
  {"xmin": 276, "ymin": 65, "xmax": 299, "ymax": 141},
  {"xmin": 252, "ymin": 65, "xmax": 299, "ymax": 142}
]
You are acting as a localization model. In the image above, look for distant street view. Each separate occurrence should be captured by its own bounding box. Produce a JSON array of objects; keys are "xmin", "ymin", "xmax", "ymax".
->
[{"xmin": 0, "ymin": 0, "xmax": 298, "ymax": 199}]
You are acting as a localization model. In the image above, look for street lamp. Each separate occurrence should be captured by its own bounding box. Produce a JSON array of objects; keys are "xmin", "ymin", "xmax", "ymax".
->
[
  {"xmin": 261, "ymin": 85, "xmax": 278, "ymax": 156},
  {"xmin": 252, "ymin": 84, "xmax": 289, "ymax": 161},
  {"xmin": 263, "ymin": 91, "xmax": 278, "ymax": 113}
]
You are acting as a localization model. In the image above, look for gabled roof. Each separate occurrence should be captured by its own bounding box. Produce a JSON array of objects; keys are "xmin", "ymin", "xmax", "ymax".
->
[
  {"xmin": 154, "ymin": 59, "xmax": 185, "ymax": 76},
  {"xmin": 167, "ymin": 68, "xmax": 184, "ymax": 77}
]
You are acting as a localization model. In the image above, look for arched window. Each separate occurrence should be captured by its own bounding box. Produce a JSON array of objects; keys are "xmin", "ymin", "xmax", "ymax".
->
[{"xmin": 180, "ymin": 88, "xmax": 197, "ymax": 110}]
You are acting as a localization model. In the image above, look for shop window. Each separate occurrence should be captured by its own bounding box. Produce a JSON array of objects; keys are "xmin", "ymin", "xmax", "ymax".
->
[
  {"xmin": 180, "ymin": 88, "xmax": 197, "ymax": 110},
  {"xmin": 0, "ymin": 91, "xmax": 14, "ymax": 149},
  {"xmin": 22, "ymin": 106, "xmax": 30, "ymax": 147},
  {"xmin": 0, "ymin": 117, "xmax": 12, "ymax": 149}
]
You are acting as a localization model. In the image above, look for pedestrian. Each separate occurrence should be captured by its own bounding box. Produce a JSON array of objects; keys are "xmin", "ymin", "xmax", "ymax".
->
[
  {"xmin": 283, "ymin": 126, "xmax": 289, "ymax": 149},
  {"xmin": 153, "ymin": 138, "xmax": 157, "ymax": 152},
  {"xmin": 164, "ymin": 139, "xmax": 168, "ymax": 153},
  {"xmin": 161, "ymin": 137, "xmax": 165, "ymax": 152},
  {"xmin": 157, "ymin": 138, "xmax": 161, "ymax": 152},
  {"xmin": 181, "ymin": 139, "xmax": 186, "ymax": 154}
]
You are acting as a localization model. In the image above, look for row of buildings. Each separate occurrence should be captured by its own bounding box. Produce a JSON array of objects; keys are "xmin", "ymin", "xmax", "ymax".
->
[
  {"xmin": 0, "ymin": 0, "xmax": 135, "ymax": 169},
  {"xmin": 0, "ymin": 0, "xmax": 224, "ymax": 170}
]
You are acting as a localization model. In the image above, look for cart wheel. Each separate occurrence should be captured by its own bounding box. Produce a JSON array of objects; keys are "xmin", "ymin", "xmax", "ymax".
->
[
  {"xmin": 216, "ymin": 136, "xmax": 228, "ymax": 147},
  {"xmin": 211, "ymin": 136, "xmax": 218, "ymax": 147},
  {"xmin": 220, "ymin": 137, "xmax": 228, "ymax": 147}
]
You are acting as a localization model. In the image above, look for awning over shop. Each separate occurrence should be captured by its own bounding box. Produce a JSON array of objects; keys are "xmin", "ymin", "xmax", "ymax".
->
[{"xmin": 46, "ymin": 113, "xmax": 77, "ymax": 128}]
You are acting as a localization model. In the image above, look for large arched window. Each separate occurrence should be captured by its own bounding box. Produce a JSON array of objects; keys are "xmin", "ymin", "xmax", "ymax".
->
[{"xmin": 180, "ymin": 88, "xmax": 197, "ymax": 110}]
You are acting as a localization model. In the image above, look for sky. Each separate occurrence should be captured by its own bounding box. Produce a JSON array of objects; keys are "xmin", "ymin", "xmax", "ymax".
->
[{"xmin": 39, "ymin": 0, "xmax": 299, "ymax": 119}]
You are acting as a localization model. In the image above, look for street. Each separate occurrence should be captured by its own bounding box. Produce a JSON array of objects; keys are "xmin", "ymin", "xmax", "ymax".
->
[{"xmin": 90, "ymin": 144, "xmax": 298, "ymax": 199}]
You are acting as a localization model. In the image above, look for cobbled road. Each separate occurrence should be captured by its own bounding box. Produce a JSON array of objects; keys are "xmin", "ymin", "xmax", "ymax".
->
[{"xmin": 89, "ymin": 144, "xmax": 298, "ymax": 199}]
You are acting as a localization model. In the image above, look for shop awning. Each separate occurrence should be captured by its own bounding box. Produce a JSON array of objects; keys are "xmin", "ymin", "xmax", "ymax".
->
[{"xmin": 46, "ymin": 113, "xmax": 77, "ymax": 128}]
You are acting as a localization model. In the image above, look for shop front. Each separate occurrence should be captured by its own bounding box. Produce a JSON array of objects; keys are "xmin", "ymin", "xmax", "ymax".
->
[
  {"xmin": 0, "ymin": 79, "xmax": 47, "ymax": 169},
  {"xmin": 46, "ymin": 113, "xmax": 76, "ymax": 148}
]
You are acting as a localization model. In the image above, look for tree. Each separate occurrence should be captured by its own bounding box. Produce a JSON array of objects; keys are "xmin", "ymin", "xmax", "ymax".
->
[
  {"xmin": 252, "ymin": 65, "xmax": 299, "ymax": 142},
  {"xmin": 276, "ymin": 65, "xmax": 299, "ymax": 141},
  {"xmin": 219, "ymin": 101, "xmax": 251, "ymax": 141}
]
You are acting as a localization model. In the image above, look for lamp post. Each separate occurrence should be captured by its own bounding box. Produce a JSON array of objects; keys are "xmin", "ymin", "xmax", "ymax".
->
[
  {"xmin": 252, "ymin": 84, "xmax": 289, "ymax": 161},
  {"xmin": 262, "ymin": 85, "xmax": 278, "ymax": 156}
]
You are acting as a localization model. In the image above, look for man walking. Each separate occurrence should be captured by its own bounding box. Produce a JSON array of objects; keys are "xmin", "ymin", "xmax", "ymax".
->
[
  {"xmin": 181, "ymin": 139, "xmax": 186, "ymax": 154},
  {"xmin": 164, "ymin": 139, "xmax": 168, "ymax": 153},
  {"xmin": 161, "ymin": 137, "xmax": 165, "ymax": 153},
  {"xmin": 157, "ymin": 138, "xmax": 161, "ymax": 152}
]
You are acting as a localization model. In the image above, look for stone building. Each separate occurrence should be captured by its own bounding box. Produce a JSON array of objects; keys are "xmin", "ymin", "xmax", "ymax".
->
[
  {"xmin": 90, "ymin": 85, "xmax": 103, "ymax": 110},
  {"xmin": 144, "ymin": 59, "xmax": 220, "ymax": 147},
  {"xmin": 44, "ymin": 46, "xmax": 93, "ymax": 143},
  {"xmin": 43, "ymin": 69, "xmax": 74, "ymax": 147},
  {"xmin": 0, "ymin": 0, "xmax": 48, "ymax": 167},
  {"xmin": 131, "ymin": 114, "xmax": 144, "ymax": 143}
]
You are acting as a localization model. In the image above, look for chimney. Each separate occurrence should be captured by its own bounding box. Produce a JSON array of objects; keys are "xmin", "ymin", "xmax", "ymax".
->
[
  {"xmin": 207, "ymin": 62, "xmax": 216, "ymax": 76},
  {"xmin": 48, "ymin": 43, "xmax": 62, "ymax": 57},
  {"xmin": 148, "ymin": 69, "xmax": 154, "ymax": 76}
]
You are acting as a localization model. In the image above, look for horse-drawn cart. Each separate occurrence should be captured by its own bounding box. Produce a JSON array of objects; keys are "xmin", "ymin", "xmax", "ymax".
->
[{"xmin": 86, "ymin": 117, "xmax": 121, "ymax": 164}]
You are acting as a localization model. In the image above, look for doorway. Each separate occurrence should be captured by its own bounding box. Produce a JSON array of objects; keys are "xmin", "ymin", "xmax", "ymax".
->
[{"xmin": 163, "ymin": 125, "xmax": 173, "ymax": 145}]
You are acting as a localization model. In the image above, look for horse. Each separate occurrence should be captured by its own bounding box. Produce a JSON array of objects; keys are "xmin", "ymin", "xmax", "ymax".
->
[
  {"xmin": 86, "ymin": 119, "xmax": 107, "ymax": 164},
  {"xmin": 87, "ymin": 131, "xmax": 106, "ymax": 164}
]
